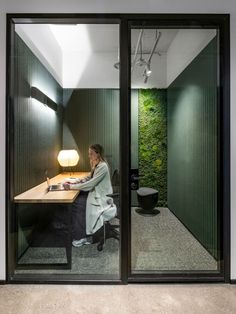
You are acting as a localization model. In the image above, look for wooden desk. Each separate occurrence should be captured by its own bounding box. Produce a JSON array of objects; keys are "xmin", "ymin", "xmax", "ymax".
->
[
  {"xmin": 14, "ymin": 172, "xmax": 90, "ymax": 270},
  {"xmin": 14, "ymin": 172, "xmax": 90, "ymax": 203}
]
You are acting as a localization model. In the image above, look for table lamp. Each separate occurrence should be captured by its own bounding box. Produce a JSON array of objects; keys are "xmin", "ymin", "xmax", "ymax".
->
[{"xmin": 57, "ymin": 149, "xmax": 79, "ymax": 175}]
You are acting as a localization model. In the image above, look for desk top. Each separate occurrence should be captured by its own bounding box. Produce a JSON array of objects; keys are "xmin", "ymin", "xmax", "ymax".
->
[{"xmin": 14, "ymin": 172, "xmax": 90, "ymax": 204}]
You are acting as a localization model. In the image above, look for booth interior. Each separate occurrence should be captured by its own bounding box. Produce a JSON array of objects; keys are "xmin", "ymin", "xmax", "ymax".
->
[{"xmin": 10, "ymin": 23, "xmax": 219, "ymax": 277}]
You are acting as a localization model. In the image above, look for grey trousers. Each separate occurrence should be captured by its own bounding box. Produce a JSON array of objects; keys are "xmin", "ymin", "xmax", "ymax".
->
[{"xmin": 70, "ymin": 191, "xmax": 89, "ymax": 240}]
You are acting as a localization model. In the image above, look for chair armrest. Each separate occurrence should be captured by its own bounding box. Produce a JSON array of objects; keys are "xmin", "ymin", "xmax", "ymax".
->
[{"xmin": 106, "ymin": 193, "xmax": 119, "ymax": 198}]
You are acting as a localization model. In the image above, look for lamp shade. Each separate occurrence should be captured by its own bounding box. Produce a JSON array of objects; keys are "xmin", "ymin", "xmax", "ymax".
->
[{"xmin": 57, "ymin": 149, "xmax": 79, "ymax": 167}]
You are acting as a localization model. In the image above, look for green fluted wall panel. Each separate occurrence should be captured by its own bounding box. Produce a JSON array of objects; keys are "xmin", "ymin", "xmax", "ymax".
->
[
  {"xmin": 14, "ymin": 34, "xmax": 63, "ymax": 195},
  {"xmin": 63, "ymin": 89, "xmax": 119, "ymax": 175},
  {"xmin": 167, "ymin": 38, "xmax": 218, "ymax": 259},
  {"xmin": 14, "ymin": 34, "xmax": 63, "ymax": 257},
  {"xmin": 139, "ymin": 89, "xmax": 167, "ymax": 206}
]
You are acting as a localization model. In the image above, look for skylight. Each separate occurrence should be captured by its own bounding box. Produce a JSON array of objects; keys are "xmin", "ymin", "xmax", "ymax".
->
[{"xmin": 49, "ymin": 24, "xmax": 92, "ymax": 52}]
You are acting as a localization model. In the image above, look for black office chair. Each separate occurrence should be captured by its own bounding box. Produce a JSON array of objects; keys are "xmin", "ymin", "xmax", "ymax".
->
[{"xmin": 95, "ymin": 169, "xmax": 120, "ymax": 251}]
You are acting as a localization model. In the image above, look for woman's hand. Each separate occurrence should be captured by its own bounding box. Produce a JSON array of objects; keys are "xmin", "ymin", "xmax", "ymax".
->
[
  {"xmin": 63, "ymin": 178, "xmax": 80, "ymax": 184},
  {"xmin": 63, "ymin": 182, "xmax": 71, "ymax": 190}
]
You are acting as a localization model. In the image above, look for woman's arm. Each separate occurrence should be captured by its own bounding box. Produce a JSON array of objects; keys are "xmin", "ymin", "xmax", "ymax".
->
[
  {"xmin": 63, "ymin": 174, "xmax": 91, "ymax": 184},
  {"xmin": 63, "ymin": 163, "xmax": 107, "ymax": 191}
]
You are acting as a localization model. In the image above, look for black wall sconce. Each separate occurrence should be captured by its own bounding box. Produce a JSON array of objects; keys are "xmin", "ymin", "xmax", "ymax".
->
[{"xmin": 30, "ymin": 86, "xmax": 58, "ymax": 112}]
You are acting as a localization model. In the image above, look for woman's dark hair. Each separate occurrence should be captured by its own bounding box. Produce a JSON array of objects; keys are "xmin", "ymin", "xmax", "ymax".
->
[{"xmin": 89, "ymin": 144, "xmax": 105, "ymax": 162}]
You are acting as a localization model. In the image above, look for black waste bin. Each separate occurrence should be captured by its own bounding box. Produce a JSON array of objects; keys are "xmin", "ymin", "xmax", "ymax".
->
[{"xmin": 136, "ymin": 187, "xmax": 160, "ymax": 216}]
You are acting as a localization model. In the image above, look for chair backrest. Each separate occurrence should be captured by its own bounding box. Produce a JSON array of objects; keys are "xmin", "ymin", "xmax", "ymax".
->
[
  {"xmin": 111, "ymin": 169, "xmax": 120, "ymax": 218},
  {"xmin": 111, "ymin": 169, "xmax": 119, "ymax": 191}
]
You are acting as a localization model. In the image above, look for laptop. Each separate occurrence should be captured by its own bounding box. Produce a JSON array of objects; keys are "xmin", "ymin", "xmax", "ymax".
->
[{"xmin": 47, "ymin": 177, "xmax": 65, "ymax": 191}]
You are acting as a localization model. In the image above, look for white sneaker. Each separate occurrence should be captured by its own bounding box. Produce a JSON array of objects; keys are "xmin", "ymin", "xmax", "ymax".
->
[{"xmin": 72, "ymin": 238, "xmax": 91, "ymax": 247}]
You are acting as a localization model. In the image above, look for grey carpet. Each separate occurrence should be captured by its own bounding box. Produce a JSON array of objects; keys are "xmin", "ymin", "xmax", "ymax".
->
[
  {"xmin": 16, "ymin": 236, "xmax": 120, "ymax": 275},
  {"xmin": 16, "ymin": 208, "xmax": 217, "ymax": 275},
  {"xmin": 18, "ymin": 247, "xmax": 67, "ymax": 264}
]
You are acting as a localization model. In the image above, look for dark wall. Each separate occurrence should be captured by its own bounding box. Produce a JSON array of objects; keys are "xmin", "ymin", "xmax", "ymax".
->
[
  {"xmin": 14, "ymin": 34, "xmax": 63, "ymax": 195},
  {"xmin": 167, "ymin": 38, "xmax": 218, "ymax": 258},
  {"xmin": 63, "ymin": 89, "xmax": 119, "ymax": 175}
]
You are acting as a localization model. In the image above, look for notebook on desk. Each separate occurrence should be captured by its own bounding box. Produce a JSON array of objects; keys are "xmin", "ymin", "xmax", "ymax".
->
[{"xmin": 47, "ymin": 177, "xmax": 65, "ymax": 191}]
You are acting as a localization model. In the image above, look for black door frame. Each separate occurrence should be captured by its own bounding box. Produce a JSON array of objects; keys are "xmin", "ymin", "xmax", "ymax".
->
[{"xmin": 6, "ymin": 13, "xmax": 230, "ymax": 284}]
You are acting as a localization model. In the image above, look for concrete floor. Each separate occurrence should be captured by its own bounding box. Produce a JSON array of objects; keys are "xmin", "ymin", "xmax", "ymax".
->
[{"xmin": 0, "ymin": 284, "xmax": 236, "ymax": 314}]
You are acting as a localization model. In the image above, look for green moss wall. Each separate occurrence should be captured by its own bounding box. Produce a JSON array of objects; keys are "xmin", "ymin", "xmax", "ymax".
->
[{"xmin": 139, "ymin": 89, "xmax": 167, "ymax": 206}]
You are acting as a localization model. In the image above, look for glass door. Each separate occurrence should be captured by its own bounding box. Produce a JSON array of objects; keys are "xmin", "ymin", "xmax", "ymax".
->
[
  {"xmin": 129, "ymin": 23, "xmax": 224, "ymax": 277},
  {"xmin": 7, "ymin": 18, "xmax": 121, "ymax": 282}
]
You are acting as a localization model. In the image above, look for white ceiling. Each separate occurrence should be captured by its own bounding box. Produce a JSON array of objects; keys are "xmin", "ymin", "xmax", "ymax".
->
[
  {"xmin": 15, "ymin": 24, "xmax": 178, "ymax": 88},
  {"xmin": 15, "ymin": 24, "xmax": 215, "ymax": 89},
  {"xmin": 49, "ymin": 24, "xmax": 120, "ymax": 53},
  {"xmin": 16, "ymin": 24, "xmax": 177, "ymax": 53}
]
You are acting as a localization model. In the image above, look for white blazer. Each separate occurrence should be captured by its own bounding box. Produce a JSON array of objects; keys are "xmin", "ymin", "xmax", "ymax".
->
[{"xmin": 70, "ymin": 161, "xmax": 117, "ymax": 235}]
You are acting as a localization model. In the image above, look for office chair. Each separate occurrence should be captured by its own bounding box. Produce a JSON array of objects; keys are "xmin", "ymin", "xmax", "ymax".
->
[{"xmin": 95, "ymin": 169, "xmax": 120, "ymax": 251}]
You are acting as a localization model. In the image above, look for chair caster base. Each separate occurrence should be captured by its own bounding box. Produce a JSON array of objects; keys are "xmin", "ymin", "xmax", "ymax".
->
[
  {"xmin": 97, "ymin": 243, "xmax": 103, "ymax": 251},
  {"xmin": 135, "ymin": 208, "xmax": 160, "ymax": 216}
]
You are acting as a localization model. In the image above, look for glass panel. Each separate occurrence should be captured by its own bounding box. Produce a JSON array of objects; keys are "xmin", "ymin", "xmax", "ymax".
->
[
  {"xmin": 9, "ymin": 22, "xmax": 120, "ymax": 280},
  {"xmin": 130, "ymin": 27, "xmax": 220, "ymax": 273}
]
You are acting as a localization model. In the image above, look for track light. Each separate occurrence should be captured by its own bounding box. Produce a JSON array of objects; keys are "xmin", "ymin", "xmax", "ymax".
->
[
  {"xmin": 114, "ymin": 30, "xmax": 161, "ymax": 85},
  {"xmin": 142, "ymin": 31, "xmax": 161, "ymax": 83},
  {"xmin": 113, "ymin": 61, "xmax": 120, "ymax": 69},
  {"xmin": 136, "ymin": 35, "xmax": 147, "ymax": 67},
  {"xmin": 114, "ymin": 46, "xmax": 120, "ymax": 70},
  {"xmin": 143, "ymin": 63, "xmax": 152, "ymax": 83},
  {"xmin": 145, "ymin": 63, "xmax": 152, "ymax": 76}
]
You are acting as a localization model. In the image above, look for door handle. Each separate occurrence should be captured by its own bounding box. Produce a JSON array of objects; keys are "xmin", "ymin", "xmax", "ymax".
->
[
  {"xmin": 131, "ymin": 182, "xmax": 138, "ymax": 190},
  {"xmin": 131, "ymin": 174, "xmax": 140, "ymax": 181}
]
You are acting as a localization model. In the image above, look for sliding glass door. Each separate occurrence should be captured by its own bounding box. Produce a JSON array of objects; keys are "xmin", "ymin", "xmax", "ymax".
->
[{"xmin": 129, "ymin": 18, "xmax": 229, "ymax": 280}]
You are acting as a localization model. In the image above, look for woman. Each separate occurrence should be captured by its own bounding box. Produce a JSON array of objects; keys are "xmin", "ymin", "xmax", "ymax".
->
[{"xmin": 63, "ymin": 144, "xmax": 117, "ymax": 247}]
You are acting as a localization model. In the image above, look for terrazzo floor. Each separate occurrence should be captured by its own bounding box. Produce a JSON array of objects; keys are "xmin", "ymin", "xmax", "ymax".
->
[
  {"xmin": 131, "ymin": 207, "xmax": 218, "ymax": 272},
  {"xmin": 0, "ymin": 284, "xmax": 236, "ymax": 314}
]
